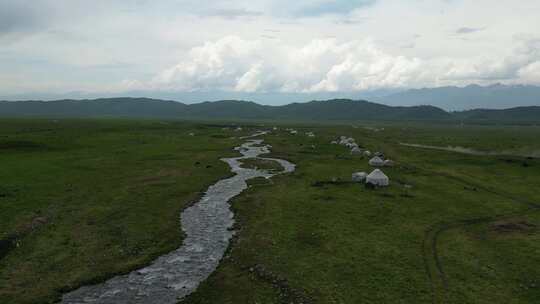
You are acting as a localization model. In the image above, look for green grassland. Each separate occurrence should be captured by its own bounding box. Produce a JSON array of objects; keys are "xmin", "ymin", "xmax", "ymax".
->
[
  {"xmin": 1, "ymin": 119, "xmax": 539, "ymax": 304},
  {"xmin": 184, "ymin": 123, "xmax": 540, "ymax": 304},
  {"xmin": 0, "ymin": 119, "xmax": 241, "ymax": 303}
]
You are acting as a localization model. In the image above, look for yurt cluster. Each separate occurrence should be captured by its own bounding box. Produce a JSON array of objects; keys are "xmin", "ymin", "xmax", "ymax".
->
[
  {"xmin": 286, "ymin": 128, "xmax": 298, "ymax": 135},
  {"xmin": 332, "ymin": 136, "xmax": 393, "ymax": 187},
  {"xmin": 285, "ymin": 128, "xmax": 317, "ymax": 138},
  {"xmin": 332, "ymin": 136, "xmax": 372, "ymax": 156}
]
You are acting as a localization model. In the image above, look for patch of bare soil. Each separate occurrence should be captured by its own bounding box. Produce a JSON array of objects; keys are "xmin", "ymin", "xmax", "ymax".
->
[
  {"xmin": 490, "ymin": 219, "xmax": 537, "ymax": 234},
  {"xmin": 248, "ymin": 264, "xmax": 313, "ymax": 304},
  {"xmin": 401, "ymin": 143, "xmax": 540, "ymax": 159},
  {"xmin": 0, "ymin": 216, "xmax": 48, "ymax": 260},
  {"xmin": 311, "ymin": 180, "xmax": 355, "ymax": 187}
]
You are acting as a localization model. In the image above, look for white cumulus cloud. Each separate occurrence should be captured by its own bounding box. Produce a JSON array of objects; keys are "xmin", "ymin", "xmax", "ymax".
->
[
  {"xmin": 2, "ymin": 0, "xmax": 540, "ymax": 97},
  {"xmin": 139, "ymin": 35, "xmax": 540, "ymax": 93},
  {"xmin": 147, "ymin": 36, "xmax": 427, "ymax": 93}
]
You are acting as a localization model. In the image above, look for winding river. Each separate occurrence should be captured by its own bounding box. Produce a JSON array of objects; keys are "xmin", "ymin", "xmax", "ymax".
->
[{"xmin": 62, "ymin": 135, "xmax": 295, "ymax": 304}]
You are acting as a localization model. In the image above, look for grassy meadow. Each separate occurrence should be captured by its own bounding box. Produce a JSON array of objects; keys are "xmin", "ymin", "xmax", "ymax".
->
[
  {"xmin": 1, "ymin": 119, "xmax": 539, "ymax": 304},
  {"xmin": 184, "ymin": 123, "xmax": 540, "ymax": 304},
  {"xmin": 0, "ymin": 119, "xmax": 241, "ymax": 303}
]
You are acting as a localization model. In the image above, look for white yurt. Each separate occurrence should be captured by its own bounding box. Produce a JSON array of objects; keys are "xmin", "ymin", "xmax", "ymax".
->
[
  {"xmin": 352, "ymin": 172, "xmax": 367, "ymax": 182},
  {"xmin": 351, "ymin": 147, "xmax": 363, "ymax": 155},
  {"xmin": 340, "ymin": 137, "xmax": 354, "ymax": 145},
  {"xmin": 369, "ymin": 156, "xmax": 385, "ymax": 167},
  {"xmin": 366, "ymin": 169, "xmax": 389, "ymax": 186}
]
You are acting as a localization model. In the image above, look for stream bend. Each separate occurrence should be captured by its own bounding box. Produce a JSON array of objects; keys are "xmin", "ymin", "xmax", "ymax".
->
[{"xmin": 62, "ymin": 136, "xmax": 295, "ymax": 304}]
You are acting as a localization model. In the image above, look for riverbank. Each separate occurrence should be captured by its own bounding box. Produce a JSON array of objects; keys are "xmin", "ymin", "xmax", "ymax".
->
[
  {"xmin": 62, "ymin": 135, "xmax": 295, "ymax": 303},
  {"xmin": 0, "ymin": 120, "xmax": 238, "ymax": 304}
]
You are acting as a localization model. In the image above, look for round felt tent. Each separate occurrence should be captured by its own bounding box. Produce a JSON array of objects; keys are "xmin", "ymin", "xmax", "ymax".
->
[
  {"xmin": 366, "ymin": 169, "xmax": 389, "ymax": 186},
  {"xmin": 351, "ymin": 147, "xmax": 363, "ymax": 155},
  {"xmin": 369, "ymin": 156, "xmax": 385, "ymax": 167}
]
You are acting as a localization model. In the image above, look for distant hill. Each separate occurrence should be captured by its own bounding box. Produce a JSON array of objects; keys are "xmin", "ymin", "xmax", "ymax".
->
[
  {"xmin": 1, "ymin": 97, "xmax": 539, "ymax": 123},
  {"xmin": 453, "ymin": 106, "xmax": 540, "ymax": 122},
  {"xmin": 0, "ymin": 98, "xmax": 451, "ymax": 121},
  {"xmin": 274, "ymin": 99, "xmax": 450, "ymax": 121},
  {"xmin": 374, "ymin": 84, "xmax": 540, "ymax": 111},
  {"xmin": 186, "ymin": 100, "xmax": 274, "ymax": 119},
  {"xmin": 0, "ymin": 98, "xmax": 188, "ymax": 118}
]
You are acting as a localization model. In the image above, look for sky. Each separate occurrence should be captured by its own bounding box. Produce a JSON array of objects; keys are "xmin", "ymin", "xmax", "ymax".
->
[{"xmin": 1, "ymin": 0, "xmax": 540, "ymax": 103}]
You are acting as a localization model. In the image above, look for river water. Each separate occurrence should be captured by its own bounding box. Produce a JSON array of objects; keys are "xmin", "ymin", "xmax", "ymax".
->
[{"xmin": 62, "ymin": 136, "xmax": 295, "ymax": 304}]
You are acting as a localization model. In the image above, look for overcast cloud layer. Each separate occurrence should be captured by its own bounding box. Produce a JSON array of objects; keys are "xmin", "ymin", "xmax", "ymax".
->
[{"xmin": 1, "ymin": 0, "xmax": 540, "ymax": 101}]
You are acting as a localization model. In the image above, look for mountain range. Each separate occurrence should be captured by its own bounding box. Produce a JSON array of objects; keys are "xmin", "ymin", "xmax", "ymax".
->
[
  {"xmin": 374, "ymin": 84, "xmax": 540, "ymax": 111},
  {"xmin": 1, "ymin": 98, "xmax": 539, "ymax": 123},
  {"xmin": 2, "ymin": 84, "xmax": 539, "ymax": 111}
]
